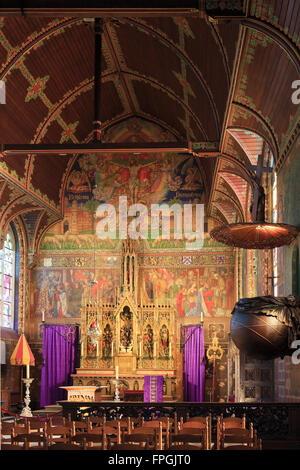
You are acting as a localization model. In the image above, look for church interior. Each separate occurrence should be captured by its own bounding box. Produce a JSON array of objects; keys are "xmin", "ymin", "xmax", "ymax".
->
[{"xmin": 0, "ymin": 0, "xmax": 300, "ymax": 452}]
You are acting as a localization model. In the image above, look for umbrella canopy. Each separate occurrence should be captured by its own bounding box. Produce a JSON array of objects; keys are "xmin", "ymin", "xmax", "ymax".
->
[
  {"xmin": 10, "ymin": 333, "xmax": 35, "ymax": 366},
  {"xmin": 210, "ymin": 222, "xmax": 299, "ymax": 249}
]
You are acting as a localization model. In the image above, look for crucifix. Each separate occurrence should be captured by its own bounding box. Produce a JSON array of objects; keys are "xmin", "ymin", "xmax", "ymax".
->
[{"xmin": 247, "ymin": 143, "xmax": 273, "ymax": 223}]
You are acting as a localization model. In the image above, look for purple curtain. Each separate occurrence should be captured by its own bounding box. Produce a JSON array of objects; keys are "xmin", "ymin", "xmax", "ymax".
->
[
  {"xmin": 144, "ymin": 376, "xmax": 163, "ymax": 402},
  {"xmin": 40, "ymin": 324, "xmax": 78, "ymax": 408},
  {"xmin": 183, "ymin": 325, "xmax": 205, "ymax": 402}
]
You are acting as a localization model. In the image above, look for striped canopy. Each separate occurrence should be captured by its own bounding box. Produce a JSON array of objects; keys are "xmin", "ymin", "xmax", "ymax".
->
[{"xmin": 10, "ymin": 334, "xmax": 35, "ymax": 366}]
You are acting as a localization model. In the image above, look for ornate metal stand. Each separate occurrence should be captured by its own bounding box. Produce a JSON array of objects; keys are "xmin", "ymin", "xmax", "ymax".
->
[
  {"xmin": 113, "ymin": 379, "xmax": 121, "ymax": 402},
  {"xmin": 21, "ymin": 378, "xmax": 34, "ymax": 417}
]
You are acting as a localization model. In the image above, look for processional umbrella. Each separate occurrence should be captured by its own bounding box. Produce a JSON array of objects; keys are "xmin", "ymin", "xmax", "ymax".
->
[
  {"xmin": 10, "ymin": 333, "xmax": 35, "ymax": 376},
  {"xmin": 10, "ymin": 333, "xmax": 35, "ymax": 416},
  {"xmin": 210, "ymin": 154, "xmax": 299, "ymax": 249}
]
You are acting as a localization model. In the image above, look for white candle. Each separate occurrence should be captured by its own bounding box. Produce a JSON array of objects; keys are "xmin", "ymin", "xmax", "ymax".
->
[
  {"xmin": 154, "ymin": 342, "xmax": 156, "ymax": 357},
  {"xmin": 81, "ymin": 340, "xmax": 84, "ymax": 356},
  {"xmin": 112, "ymin": 342, "xmax": 114, "ymax": 357},
  {"xmin": 115, "ymin": 365, "xmax": 119, "ymax": 380},
  {"xmin": 26, "ymin": 364, "xmax": 30, "ymax": 379},
  {"xmin": 200, "ymin": 312, "xmax": 204, "ymax": 324},
  {"xmin": 139, "ymin": 342, "xmax": 142, "ymax": 357},
  {"xmin": 169, "ymin": 341, "xmax": 171, "ymax": 357},
  {"xmin": 42, "ymin": 310, "xmax": 45, "ymax": 322}
]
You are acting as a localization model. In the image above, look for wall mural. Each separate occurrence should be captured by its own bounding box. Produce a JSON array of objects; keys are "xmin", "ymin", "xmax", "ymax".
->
[
  {"xmin": 32, "ymin": 264, "xmax": 234, "ymax": 319},
  {"xmin": 140, "ymin": 266, "xmax": 234, "ymax": 317},
  {"xmin": 34, "ymin": 151, "xmax": 235, "ymax": 326},
  {"xmin": 33, "ymin": 268, "xmax": 120, "ymax": 319},
  {"xmin": 40, "ymin": 151, "xmax": 205, "ymax": 251}
]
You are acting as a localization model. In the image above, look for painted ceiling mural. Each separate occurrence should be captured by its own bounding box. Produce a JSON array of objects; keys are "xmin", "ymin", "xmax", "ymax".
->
[{"xmin": 1, "ymin": 4, "xmax": 299, "ymax": 232}]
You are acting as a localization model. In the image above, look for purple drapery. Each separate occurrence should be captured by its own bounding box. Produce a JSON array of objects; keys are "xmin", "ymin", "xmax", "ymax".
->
[
  {"xmin": 40, "ymin": 324, "xmax": 78, "ymax": 407},
  {"xmin": 144, "ymin": 376, "xmax": 163, "ymax": 402},
  {"xmin": 183, "ymin": 325, "xmax": 205, "ymax": 402}
]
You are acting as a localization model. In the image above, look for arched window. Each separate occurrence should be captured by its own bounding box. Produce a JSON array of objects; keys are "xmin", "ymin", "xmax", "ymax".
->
[{"xmin": 0, "ymin": 227, "xmax": 16, "ymax": 328}]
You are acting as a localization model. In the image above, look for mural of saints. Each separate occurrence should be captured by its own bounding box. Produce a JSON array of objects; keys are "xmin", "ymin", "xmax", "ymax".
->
[{"xmin": 142, "ymin": 266, "xmax": 234, "ymax": 318}]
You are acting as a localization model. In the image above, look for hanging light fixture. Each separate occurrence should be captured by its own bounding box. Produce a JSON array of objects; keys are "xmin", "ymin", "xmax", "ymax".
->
[
  {"xmin": 210, "ymin": 153, "xmax": 299, "ymax": 249},
  {"xmin": 210, "ymin": 221, "xmax": 299, "ymax": 249}
]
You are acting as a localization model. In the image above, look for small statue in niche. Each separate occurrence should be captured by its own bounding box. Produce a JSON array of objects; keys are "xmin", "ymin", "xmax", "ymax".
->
[
  {"xmin": 143, "ymin": 324, "xmax": 154, "ymax": 358},
  {"xmin": 87, "ymin": 334, "xmax": 96, "ymax": 357},
  {"xmin": 133, "ymin": 380, "xmax": 139, "ymax": 391},
  {"xmin": 120, "ymin": 306, "xmax": 133, "ymax": 351},
  {"xmin": 102, "ymin": 324, "xmax": 113, "ymax": 357},
  {"xmin": 159, "ymin": 325, "xmax": 169, "ymax": 357},
  {"xmin": 87, "ymin": 319, "xmax": 101, "ymax": 357}
]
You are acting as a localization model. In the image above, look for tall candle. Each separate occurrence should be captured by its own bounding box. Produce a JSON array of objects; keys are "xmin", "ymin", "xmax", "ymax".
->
[
  {"xmin": 169, "ymin": 341, "xmax": 171, "ymax": 357},
  {"xmin": 115, "ymin": 365, "xmax": 119, "ymax": 380},
  {"xmin": 26, "ymin": 364, "xmax": 30, "ymax": 379},
  {"xmin": 139, "ymin": 342, "xmax": 142, "ymax": 357},
  {"xmin": 112, "ymin": 342, "xmax": 114, "ymax": 357},
  {"xmin": 42, "ymin": 310, "xmax": 45, "ymax": 322},
  {"xmin": 200, "ymin": 312, "xmax": 204, "ymax": 324}
]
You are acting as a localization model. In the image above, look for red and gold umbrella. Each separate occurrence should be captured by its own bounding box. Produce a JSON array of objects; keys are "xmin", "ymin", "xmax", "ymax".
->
[
  {"xmin": 10, "ymin": 333, "xmax": 35, "ymax": 378},
  {"xmin": 210, "ymin": 222, "xmax": 299, "ymax": 249}
]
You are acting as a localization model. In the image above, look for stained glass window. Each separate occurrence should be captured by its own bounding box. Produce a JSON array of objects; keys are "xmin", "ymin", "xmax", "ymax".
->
[{"xmin": 0, "ymin": 228, "xmax": 15, "ymax": 328}]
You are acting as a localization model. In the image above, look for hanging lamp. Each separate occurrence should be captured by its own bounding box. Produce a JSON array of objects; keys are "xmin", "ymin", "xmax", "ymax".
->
[{"xmin": 210, "ymin": 155, "xmax": 299, "ymax": 249}]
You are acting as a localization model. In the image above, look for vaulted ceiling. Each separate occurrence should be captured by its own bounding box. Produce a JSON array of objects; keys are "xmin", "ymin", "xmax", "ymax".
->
[{"xmin": 0, "ymin": 1, "xmax": 299, "ymax": 249}]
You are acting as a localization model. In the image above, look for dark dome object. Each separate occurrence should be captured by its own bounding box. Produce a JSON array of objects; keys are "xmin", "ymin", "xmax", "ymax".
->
[{"xmin": 230, "ymin": 295, "xmax": 300, "ymax": 360}]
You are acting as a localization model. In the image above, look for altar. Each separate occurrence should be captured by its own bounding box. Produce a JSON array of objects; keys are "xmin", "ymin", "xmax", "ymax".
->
[
  {"xmin": 59, "ymin": 385, "xmax": 105, "ymax": 402},
  {"xmin": 71, "ymin": 240, "xmax": 178, "ymax": 401}
]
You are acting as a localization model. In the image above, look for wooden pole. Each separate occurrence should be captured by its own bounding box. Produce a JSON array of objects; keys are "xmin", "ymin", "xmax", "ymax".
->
[{"xmin": 93, "ymin": 18, "xmax": 103, "ymax": 142}]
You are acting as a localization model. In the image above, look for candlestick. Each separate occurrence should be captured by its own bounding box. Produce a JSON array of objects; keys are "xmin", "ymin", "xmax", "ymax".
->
[{"xmin": 21, "ymin": 378, "xmax": 34, "ymax": 417}]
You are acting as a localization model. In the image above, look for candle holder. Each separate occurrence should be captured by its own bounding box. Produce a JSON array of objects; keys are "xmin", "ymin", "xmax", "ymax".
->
[
  {"xmin": 20, "ymin": 378, "xmax": 34, "ymax": 417},
  {"xmin": 113, "ymin": 379, "xmax": 121, "ymax": 402}
]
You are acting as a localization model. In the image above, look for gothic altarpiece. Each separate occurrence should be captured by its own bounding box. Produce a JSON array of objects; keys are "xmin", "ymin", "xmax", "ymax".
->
[{"xmin": 72, "ymin": 240, "xmax": 177, "ymax": 400}]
